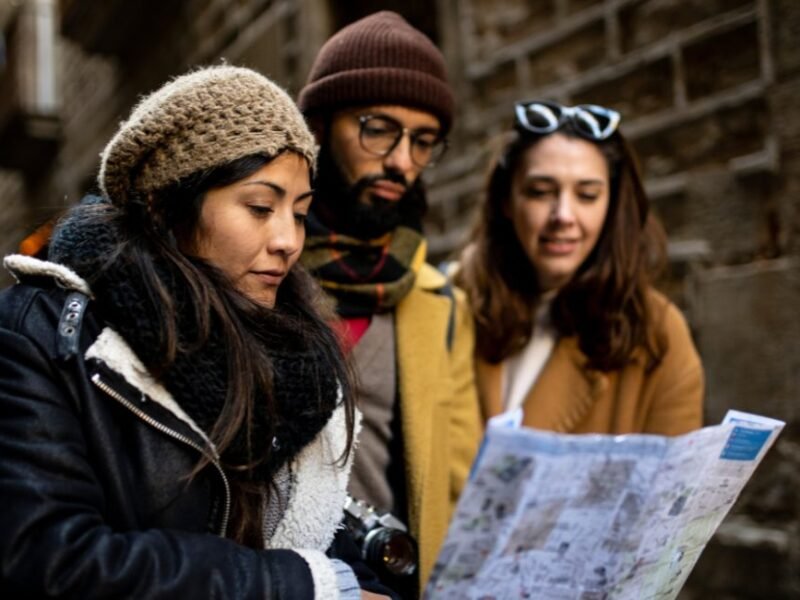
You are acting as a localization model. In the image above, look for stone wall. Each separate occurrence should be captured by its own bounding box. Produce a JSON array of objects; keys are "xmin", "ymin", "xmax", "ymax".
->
[
  {"xmin": 0, "ymin": 0, "xmax": 797, "ymax": 595},
  {"xmin": 0, "ymin": 0, "xmax": 331, "ymax": 285},
  {"xmin": 0, "ymin": 168, "xmax": 27, "ymax": 263},
  {"xmin": 429, "ymin": 0, "xmax": 799, "ymax": 597}
]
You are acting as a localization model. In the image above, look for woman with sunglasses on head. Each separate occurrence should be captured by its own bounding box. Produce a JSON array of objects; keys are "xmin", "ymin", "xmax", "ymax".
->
[
  {"xmin": 455, "ymin": 101, "xmax": 703, "ymax": 435},
  {"xmin": 0, "ymin": 66, "xmax": 392, "ymax": 599}
]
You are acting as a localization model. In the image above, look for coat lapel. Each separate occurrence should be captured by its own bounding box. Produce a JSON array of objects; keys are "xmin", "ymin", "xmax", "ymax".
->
[
  {"xmin": 521, "ymin": 337, "xmax": 607, "ymax": 432},
  {"xmin": 393, "ymin": 266, "xmax": 451, "ymax": 533},
  {"xmin": 479, "ymin": 337, "xmax": 604, "ymax": 432}
]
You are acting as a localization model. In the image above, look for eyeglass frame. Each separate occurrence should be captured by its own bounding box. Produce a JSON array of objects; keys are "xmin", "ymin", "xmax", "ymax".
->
[
  {"xmin": 514, "ymin": 100, "xmax": 621, "ymax": 141},
  {"xmin": 356, "ymin": 114, "xmax": 448, "ymax": 168}
]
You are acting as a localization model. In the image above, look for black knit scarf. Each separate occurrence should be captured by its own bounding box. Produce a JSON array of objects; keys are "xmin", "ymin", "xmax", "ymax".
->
[{"xmin": 49, "ymin": 199, "xmax": 338, "ymax": 483}]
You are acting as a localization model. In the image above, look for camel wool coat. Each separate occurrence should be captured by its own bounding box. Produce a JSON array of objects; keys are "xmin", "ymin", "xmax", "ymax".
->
[
  {"xmin": 394, "ymin": 263, "xmax": 483, "ymax": 588},
  {"xmin": 477, "ymin": 290, "xmax": 704, "ymax": 436}
]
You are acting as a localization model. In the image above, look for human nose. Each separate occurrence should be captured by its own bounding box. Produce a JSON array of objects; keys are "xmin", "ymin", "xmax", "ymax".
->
[
  {"xmin": 550, "ymin": 192, "xmax": 576, "ymax": 224},
  {"xmin": 382, "ymin": 130, "xmax": 415, "ymax": 176},
  {"xmin": 267, "ymin": 211, "xmax": 302, "ymax": 257}
]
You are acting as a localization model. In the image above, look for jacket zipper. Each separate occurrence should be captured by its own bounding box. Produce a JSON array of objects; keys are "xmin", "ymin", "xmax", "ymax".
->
[{"xmin": 90, "ymin": 372, "xmax": 231, "ymax": 537}]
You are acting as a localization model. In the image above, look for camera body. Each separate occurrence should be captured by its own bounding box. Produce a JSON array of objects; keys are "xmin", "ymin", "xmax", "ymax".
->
[{"xmin": 343, "ymin": 496, "xmax": 418, "ymax": 579}]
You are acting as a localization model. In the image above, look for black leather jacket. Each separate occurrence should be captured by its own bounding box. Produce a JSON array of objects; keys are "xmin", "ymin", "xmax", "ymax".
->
[{"xmin": 0, "ymin": 257, "xmax": 372, "ymax": 599}]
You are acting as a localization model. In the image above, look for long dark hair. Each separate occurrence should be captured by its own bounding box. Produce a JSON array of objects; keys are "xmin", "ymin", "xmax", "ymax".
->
[
  {"xmin": 456, "ymin": 125, "xmax": 667, "ymax": 371},
  {"xmin": 68, "ymin": 153, "xmax": 355, "ymax": 546}
]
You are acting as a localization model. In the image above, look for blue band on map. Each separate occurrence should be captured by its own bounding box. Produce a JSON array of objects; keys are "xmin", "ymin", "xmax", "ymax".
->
[{"xmin": 720, "ymin": 426, "xmax": 771, "ymax": 461}]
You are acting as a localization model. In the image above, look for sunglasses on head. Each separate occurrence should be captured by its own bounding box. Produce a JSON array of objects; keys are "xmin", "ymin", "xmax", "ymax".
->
[{"xmin": 514, "ymin": 100, "xmax": 621, "ymax": 141}]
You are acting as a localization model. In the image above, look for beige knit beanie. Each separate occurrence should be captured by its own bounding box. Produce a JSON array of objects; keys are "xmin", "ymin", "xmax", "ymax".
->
[{"xmin": 99, "ymin": 65, "xmax": 317, "ymax": 206}]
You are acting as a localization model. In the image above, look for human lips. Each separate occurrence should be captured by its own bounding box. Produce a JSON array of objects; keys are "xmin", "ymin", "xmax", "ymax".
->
[
  {"xmin": 539, "ymin": 235, "xmax": 580, "ymax": 255},
  {"xmin": 369, "ymin": 179, "xmax": 407, "ymax": 202},
  {"xmin": 251, "ymin": 269, "xmax": 287, "ymax": 286}
]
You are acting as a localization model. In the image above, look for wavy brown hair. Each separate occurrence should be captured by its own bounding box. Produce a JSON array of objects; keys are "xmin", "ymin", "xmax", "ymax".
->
[{"xmin": 456, "ymin": 124, "xmax": 667, "ymax": 371}]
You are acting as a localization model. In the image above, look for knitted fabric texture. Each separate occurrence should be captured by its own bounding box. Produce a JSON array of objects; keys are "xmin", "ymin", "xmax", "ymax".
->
[
  {"xmin": 100, "ymin": 65, "xmax": 317, "ymax": 206},
  {"xmin": 298, "ymin": 11, "xmax": 455, "ymax": 133},
  {"xmin": 49, "ymin": 197, "xmax": 339, "ymax": 483},
  {"xmin": 301, "ymin": 212, "xmax": 427, "ymax": 317}
]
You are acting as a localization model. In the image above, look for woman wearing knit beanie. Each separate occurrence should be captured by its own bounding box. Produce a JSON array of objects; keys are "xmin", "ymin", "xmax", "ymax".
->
[{"xmin": 0, "ymin": 65, "xmax": 392, "ymax": 599}]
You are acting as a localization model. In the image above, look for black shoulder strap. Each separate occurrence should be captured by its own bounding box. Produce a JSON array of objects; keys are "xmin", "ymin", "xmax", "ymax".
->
[{"xmin": 56, "ymin": 291, "xmax": 90, "ymax": 361}]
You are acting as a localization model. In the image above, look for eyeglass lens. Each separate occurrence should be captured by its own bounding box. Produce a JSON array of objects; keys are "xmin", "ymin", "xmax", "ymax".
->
[
  {"xmin": 359, "ymin": 116, "xmax": 446, "ymax": 167},
  {"xmin": 521, "ymin": 102, "xmax": 561, "ymax": 132}
]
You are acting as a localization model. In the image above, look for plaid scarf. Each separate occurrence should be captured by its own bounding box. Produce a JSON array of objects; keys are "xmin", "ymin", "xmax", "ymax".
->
[{"xmin": 302, "ymin": 213, "xmax": 427, "ymax": 317}]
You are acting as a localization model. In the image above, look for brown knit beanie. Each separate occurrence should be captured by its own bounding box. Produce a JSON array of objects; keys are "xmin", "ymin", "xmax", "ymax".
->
[
  {"xmin": 99, "ymin": 65, "xmax": 317, "ymax": 206},
  {"xmin": 298, "ymin": 11, "xmax": 455, "ymax": 134}
]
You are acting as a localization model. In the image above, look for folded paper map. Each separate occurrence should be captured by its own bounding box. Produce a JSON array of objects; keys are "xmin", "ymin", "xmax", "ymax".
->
[{"xmin": 425, "ymin": 410, "xmax": 784, "ymax": 599}]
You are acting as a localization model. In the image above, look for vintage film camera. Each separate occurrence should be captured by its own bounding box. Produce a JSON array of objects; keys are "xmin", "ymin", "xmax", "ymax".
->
[{"xmin": 343, "ymin": 496, "xmax": 418, "ymax": 579}]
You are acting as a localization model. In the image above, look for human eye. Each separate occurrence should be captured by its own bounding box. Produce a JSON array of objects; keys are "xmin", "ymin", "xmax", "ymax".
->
[
  {"xmin": 248, "ymin": 204, "xmax": 273, "ymax": 218},
  {"xmin": 523, "ymin": 186, "xmax": 553, "ymax": 199},
  {"xmin": 577, "ymin": 185, "xmax": 603, "ymax": 202},
  {"xmin": 413, "ymin": 133, "xmax": 437, "ymax": 151},
  {"xmin": 294, "ymin": 212, "xmax": 308, "ymax": 225},
  {"xmin": 362, "ymin": 117, "xmax": 397, "ymax": 138}
]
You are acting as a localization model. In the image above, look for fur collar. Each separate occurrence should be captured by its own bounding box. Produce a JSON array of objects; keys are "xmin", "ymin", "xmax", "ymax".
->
[
  {"xmin": 4, "ymin": 254, "xmax": 92, "ymax": 296},
  {"xmin": 86, "ymin": 324, "xmax": 360, "ymax": 554},
  {"xmin": 85, "ymin": 327, "xmax": 214, "ymax": 445}
]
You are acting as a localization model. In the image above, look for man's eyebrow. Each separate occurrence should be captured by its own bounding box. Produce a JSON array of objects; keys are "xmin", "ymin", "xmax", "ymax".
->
[
  {"xmin": 361, "ymin": 111, "xmax": 440, "ymax": 134},
  {"xmin": 412, "ymin": 125, "xmax": 441, "ymax": 135}
]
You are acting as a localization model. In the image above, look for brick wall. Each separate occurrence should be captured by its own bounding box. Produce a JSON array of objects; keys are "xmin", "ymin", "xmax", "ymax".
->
[
  {"xmin": 0, "ymin": 168, "xmax": 26, "ymax": 263},
  {"xmin": 429, "ymin": 1, "xmax": 800, "ymax": 597},
  {"xmin": 0, "ymin": 0, "xmax": 328, "ymax": 286},
  {"xmin": 0, "ymin": 1, "xmax": 797, "ymax": 595}
]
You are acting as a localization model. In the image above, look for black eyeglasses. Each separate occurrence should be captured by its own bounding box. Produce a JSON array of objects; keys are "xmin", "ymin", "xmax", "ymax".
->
[
  {"xmin": 357, "ymin": 114, "xmax": 447, "ymax": 168},
  {"xmin": 514, "ymin": 100, "xmax": 621, "ymax": 140}
]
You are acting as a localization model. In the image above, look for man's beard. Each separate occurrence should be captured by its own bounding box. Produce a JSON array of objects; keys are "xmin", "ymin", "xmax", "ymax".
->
[{"xmin": 311, "ymin": 148, "xmax": 427, "ymax": 239}]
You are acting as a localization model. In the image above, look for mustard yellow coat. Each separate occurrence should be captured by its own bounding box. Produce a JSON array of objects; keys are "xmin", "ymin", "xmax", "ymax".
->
[
  {"xmin": 477, "ymin": 290, "xmax": 704, "ymax": 436},
  {"xmin": 395, "ymin": 263, "xmax": 483, "ymax": 588}
]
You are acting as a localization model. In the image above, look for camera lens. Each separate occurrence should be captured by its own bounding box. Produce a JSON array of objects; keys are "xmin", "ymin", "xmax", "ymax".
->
[{"xmin": 363, "ymin": 527, "xmax": 418, "ymax": 576}]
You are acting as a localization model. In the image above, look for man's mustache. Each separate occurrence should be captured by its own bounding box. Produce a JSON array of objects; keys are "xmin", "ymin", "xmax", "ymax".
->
[{"xmin": 354, "ymin": 172, "xmax": 409, "ymax": 192}]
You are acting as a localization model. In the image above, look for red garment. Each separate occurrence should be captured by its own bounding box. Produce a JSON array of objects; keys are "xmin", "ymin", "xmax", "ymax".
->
[{"xmin": 331, "ymin": 316, "xmax": 371, "ymax": 352}]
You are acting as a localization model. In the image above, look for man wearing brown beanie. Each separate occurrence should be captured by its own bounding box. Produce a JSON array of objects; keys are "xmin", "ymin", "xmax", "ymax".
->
[{"xmin": 298, "ymin": 10, "xmax": 482, "ymax": 598}]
